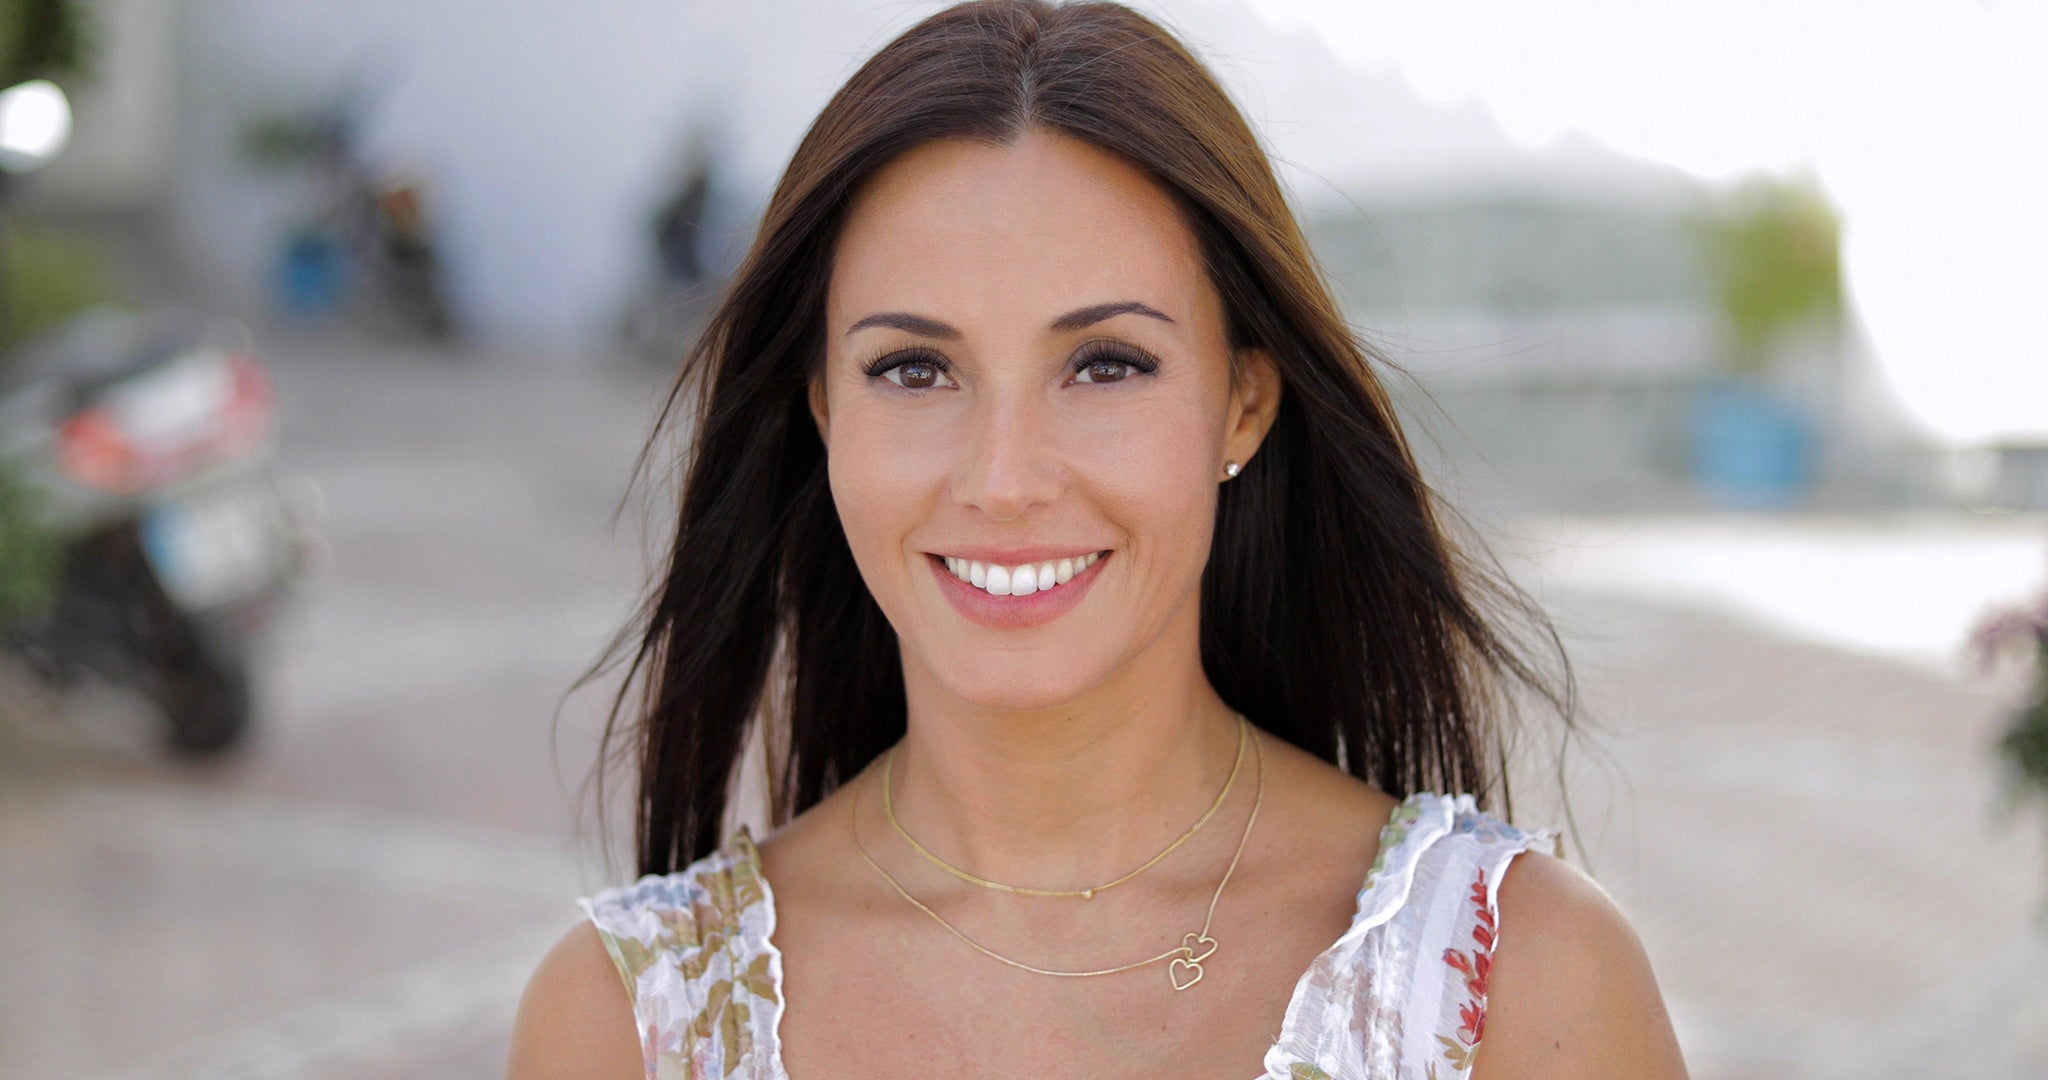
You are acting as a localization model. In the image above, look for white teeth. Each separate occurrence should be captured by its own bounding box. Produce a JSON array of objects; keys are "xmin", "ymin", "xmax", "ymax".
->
[{"xmin": 942, "ymin": 551, "xmax": 1104, "ymax": 596}]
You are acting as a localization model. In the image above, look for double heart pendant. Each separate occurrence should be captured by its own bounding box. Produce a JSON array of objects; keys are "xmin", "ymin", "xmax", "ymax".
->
[{"xmin": 1169, "ymin": 930, "xmax": 1218, "ymax": 991}]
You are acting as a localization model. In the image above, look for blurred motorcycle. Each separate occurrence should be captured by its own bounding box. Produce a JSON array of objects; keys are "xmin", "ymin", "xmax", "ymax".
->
[
  {"xmin": 0, "ymin": 77, "xmax": 314, "ymax": 756},
  {"xmin": 250, "ymin": 64, "xmax": 458, "ymax": 342},
  {"xmin": 0, "ymin": 307, "xmax": 316, "ymax": 755}
]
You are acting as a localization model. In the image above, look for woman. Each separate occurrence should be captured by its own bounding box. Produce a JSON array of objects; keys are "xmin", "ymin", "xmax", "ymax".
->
[{"xmin": 510, "ymin": 1, "xmax": 1688, "ymax": 1076}]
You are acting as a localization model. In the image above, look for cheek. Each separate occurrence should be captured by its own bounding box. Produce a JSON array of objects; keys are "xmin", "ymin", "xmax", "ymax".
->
[
  {"xmin": 1105, "ymin": 456, "xmax": 1216, "ymax": 563},
  {"xmin": 824, "ymin": 405, "xmax": 939, "ymax": 570},
  {"xmin": 1071, "ymin": 402, "xmax": 1222, "ymax": 563}
]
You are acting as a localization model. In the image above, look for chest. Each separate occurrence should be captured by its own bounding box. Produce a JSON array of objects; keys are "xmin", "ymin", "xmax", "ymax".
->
[{"xmin": 772, "ymin": 887, "xmax": 1358, "ymax": 1080}]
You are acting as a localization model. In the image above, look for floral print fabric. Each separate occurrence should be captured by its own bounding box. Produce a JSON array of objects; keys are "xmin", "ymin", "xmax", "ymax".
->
[
  {"xmin": 577, "ymin": 825, "xmax": 786, "ymax": 1079},
  {"xmin": 578, "ymin": 790, "xmax": 1561, "ymax": 1079}
]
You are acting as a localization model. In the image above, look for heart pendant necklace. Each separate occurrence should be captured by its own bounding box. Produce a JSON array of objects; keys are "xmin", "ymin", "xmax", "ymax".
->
[{"xmin": 850, "ymin": 718, "xmax": 1266, "ymax": 992}]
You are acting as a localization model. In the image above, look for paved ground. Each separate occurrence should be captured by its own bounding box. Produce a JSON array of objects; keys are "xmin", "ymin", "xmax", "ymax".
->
[
  {"xmin": 0, "ymin": 329, "xmax": 666, "ymax": 1079},
  {"xmin": 2, "ymin": 327, "xmax": 2045, "ymax": 1077},
  {"xmin": 1492, "ymin": 578, "xmax": 2048, "ymax": 1077}
]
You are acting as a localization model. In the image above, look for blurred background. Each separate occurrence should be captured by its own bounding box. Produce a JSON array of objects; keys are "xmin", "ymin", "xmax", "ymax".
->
[{"xmin": 0, "ymin": 1, "xmax": 2043, "ymax": 1076}]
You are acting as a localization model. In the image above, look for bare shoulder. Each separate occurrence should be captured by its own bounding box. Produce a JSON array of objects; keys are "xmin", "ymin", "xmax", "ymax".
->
[
  {"xmin": 505, "ymin": 921, "xmax": 645, "ymax": 1080},
  {"xmin": 1231, "ymin": 729, "xmax": 1406, "ymax": 882},
  {"xmin": 1254, "ymin": 728, "xmax": 1404, "ymax": 830},
  {"xmin": 1472, "ymin": 849, "xmax": 1690, "ymax": 1079}
]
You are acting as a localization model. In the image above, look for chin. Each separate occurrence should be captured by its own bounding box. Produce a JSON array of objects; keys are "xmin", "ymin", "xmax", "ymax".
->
[{"xmin": 920, "ymin": 654, "xmax": 1106, "ymax": 715}]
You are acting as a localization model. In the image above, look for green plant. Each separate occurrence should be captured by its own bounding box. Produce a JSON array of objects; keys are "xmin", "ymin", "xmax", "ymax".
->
[
  {"xmin": 0, "ymin": 0, "xmax": 95, "ymax": 629},
  {"xmin": 1992, "ymin": 669, "xmax": 2048, "ymax": 920},
  {"xmin": 237, "ymin": 109, "xmax": 331, "ymax": 170},
  {"xmin": 1996, "ymin": 653, "xmax": 2048, "ymax": 809},
  {"xmin": 1686, "ymin": 174, "xmax": 1845, "ymax": 379},
  {"xmin": 1969, "ymin": 579, "xmax": 2048, "ymax": 848},
  {"xmin": 1, "ymin": 221, "xmax": 120, "ymax": 350},
  {"xmin": 0, "ymin": 0, "xmax": 95, "ymax": 87},
  {"xmin": 0, "ymin": 452, "xmax": 62, "ymax": 626}
]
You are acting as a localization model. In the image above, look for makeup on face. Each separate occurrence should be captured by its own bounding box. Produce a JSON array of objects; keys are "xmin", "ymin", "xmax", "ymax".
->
[{"xmin": 822, "ymin": 132, "xmax": 1240, "ymax": 690}]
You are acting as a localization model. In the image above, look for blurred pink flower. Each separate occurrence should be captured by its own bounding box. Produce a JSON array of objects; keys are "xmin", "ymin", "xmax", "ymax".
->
[{"xmin": 1967, "ymin": 576, "xmax": 2048, "ymax": 675}]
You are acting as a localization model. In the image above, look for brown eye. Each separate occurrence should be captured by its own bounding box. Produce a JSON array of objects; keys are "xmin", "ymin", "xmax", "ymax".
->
[
  {"xmin": 1080, "ymin": 359, "xmax": 1133, "ymax": 383},
  {"xmin": 892, "ymin": 360, "xmax": 943, "ymax": 389},
  {"xmin": 864, "ymin": 349, "xmax": 956, "ymax": 391},
  {"xmin": 1071, "ymin": 343, "xmax": 1161, "ymax": 384}
]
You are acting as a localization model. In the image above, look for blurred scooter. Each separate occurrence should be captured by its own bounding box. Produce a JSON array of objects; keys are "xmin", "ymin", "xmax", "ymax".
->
[
  {"xmin": 0, "ymin": 78, "xmax": 314, "ymax": 756},
  {"xmin": 0, "ymin": 307, "xmax": 316, "ymax": 755},
  {"xmin": 255, "ymin": 63, "xmax": 458, "ymax": 342}
]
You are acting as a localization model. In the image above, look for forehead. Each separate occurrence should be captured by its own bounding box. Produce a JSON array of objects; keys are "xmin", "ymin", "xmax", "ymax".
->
[{"xmin": 828, "ymin": 131, "xmax": 1212, "ymax": 333}]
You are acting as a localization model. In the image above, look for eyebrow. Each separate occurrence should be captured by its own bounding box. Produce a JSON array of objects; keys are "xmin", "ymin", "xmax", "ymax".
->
[{"xmin": 844, "ymin": 300, "xmax": 1174, "ymax": 338}]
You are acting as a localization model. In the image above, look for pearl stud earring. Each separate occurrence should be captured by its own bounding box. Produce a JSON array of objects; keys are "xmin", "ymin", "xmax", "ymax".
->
[{"xmin": 1224, "ymin": 460, "xmax": 1241, "ymax": 478}]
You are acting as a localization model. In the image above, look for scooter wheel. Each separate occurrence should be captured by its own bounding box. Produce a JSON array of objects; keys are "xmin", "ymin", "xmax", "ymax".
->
[{"xmin": 160, "ymin": 649, "xmax": 253, "ymax": 756}]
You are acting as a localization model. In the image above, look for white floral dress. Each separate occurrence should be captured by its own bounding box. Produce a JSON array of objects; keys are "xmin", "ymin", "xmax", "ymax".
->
[{"xmin": 577, "ymin": 790, "xmax": 1562, "ymax": 1079}]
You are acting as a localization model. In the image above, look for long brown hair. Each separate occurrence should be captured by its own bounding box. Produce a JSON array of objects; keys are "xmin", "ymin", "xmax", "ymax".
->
[{"xmin": 573, "ymin": 0, "xmax": 1586, "ymax": 877}]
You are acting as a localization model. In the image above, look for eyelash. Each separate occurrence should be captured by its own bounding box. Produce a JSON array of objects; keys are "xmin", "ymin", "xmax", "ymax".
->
[{"xmin": 857, "ymin": 341, "xmax": 1162, "ymax": 391}]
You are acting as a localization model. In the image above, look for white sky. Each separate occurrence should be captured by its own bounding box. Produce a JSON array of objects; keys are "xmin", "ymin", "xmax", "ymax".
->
[{"xmin": 1237, "ymin": 0, "xmax": 2048, "ymax": 448}]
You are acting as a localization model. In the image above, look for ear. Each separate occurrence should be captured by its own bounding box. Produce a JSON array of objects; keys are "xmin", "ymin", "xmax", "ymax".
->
[
  {"xmin": 807, "ymin": 372, "xmax": 830, "ymax": 443},
  {"xmin": 1223, "ymin": 346, "xmax": 1282, "ymax": 469}
]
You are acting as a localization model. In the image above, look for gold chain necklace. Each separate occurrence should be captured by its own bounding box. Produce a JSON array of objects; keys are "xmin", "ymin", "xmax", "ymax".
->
[
  {"xmin": 849, "ymin": 721, "xmax": 1265, "ymax": 992},
  {"xmin": 883, "ymin": 713, "xmax": 1248, "ymax": 900}
]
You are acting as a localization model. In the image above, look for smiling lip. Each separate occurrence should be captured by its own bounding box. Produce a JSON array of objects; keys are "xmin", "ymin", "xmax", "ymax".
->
[
  {"xmin": 929, "ymin": 550, "xmax": 1110, "ymax": 630},
  {"xmin": 932, "ymin": 546, "xmax": 1107, "ymax": 564}
]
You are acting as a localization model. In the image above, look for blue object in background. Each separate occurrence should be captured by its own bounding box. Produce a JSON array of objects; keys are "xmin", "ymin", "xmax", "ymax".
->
[
  {"xmin": 1688, "ymin": 377, "xmax": 1816, "ymax": 509},
  {"xmin": 275, "ymin": 227, "xmax": 346, "ymax": 322}
]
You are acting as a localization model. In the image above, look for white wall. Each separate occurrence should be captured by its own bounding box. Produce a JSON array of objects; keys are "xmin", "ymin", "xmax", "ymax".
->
[
  {"xmin": 16, "ymin": 0, "xmax": 178, "ymax": 210},
  {"xmin": 162, "ymin": 0, "xmax": 908, "ymax": 351},
  {"xmin": 155, "ymin": 0, "xmax": 1694, "ymax": 354}
]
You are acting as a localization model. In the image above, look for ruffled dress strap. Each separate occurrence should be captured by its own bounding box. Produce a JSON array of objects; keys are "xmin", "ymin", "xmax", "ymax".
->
[
  {"xmin": 576, "ymin": 824, "xmax": 787, "ymax": 1080},
  {"xmin": 1392, "ymin": 793, "xmax": 1564, "ymax": 1077},
  {"xmin": 1261, "ymin": 791, "xmax": 1563, "ymax": 1079}
]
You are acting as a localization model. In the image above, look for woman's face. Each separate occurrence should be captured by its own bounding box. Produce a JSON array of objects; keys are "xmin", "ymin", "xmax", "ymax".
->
[{"xmin": 811, "ymin": 128, "xmax": 1280, "ymax": 712}]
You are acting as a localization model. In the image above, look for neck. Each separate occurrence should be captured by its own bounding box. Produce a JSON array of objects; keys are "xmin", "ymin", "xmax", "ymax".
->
[{"xmin": 884, "ymin": 621, "xmax": 1245, "ymax": 891}]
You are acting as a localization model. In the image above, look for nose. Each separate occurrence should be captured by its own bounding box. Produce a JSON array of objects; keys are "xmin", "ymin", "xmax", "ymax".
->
[{"xmin": 951, "ymin": 387, "xmax": 1063, "ymax": 521}]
